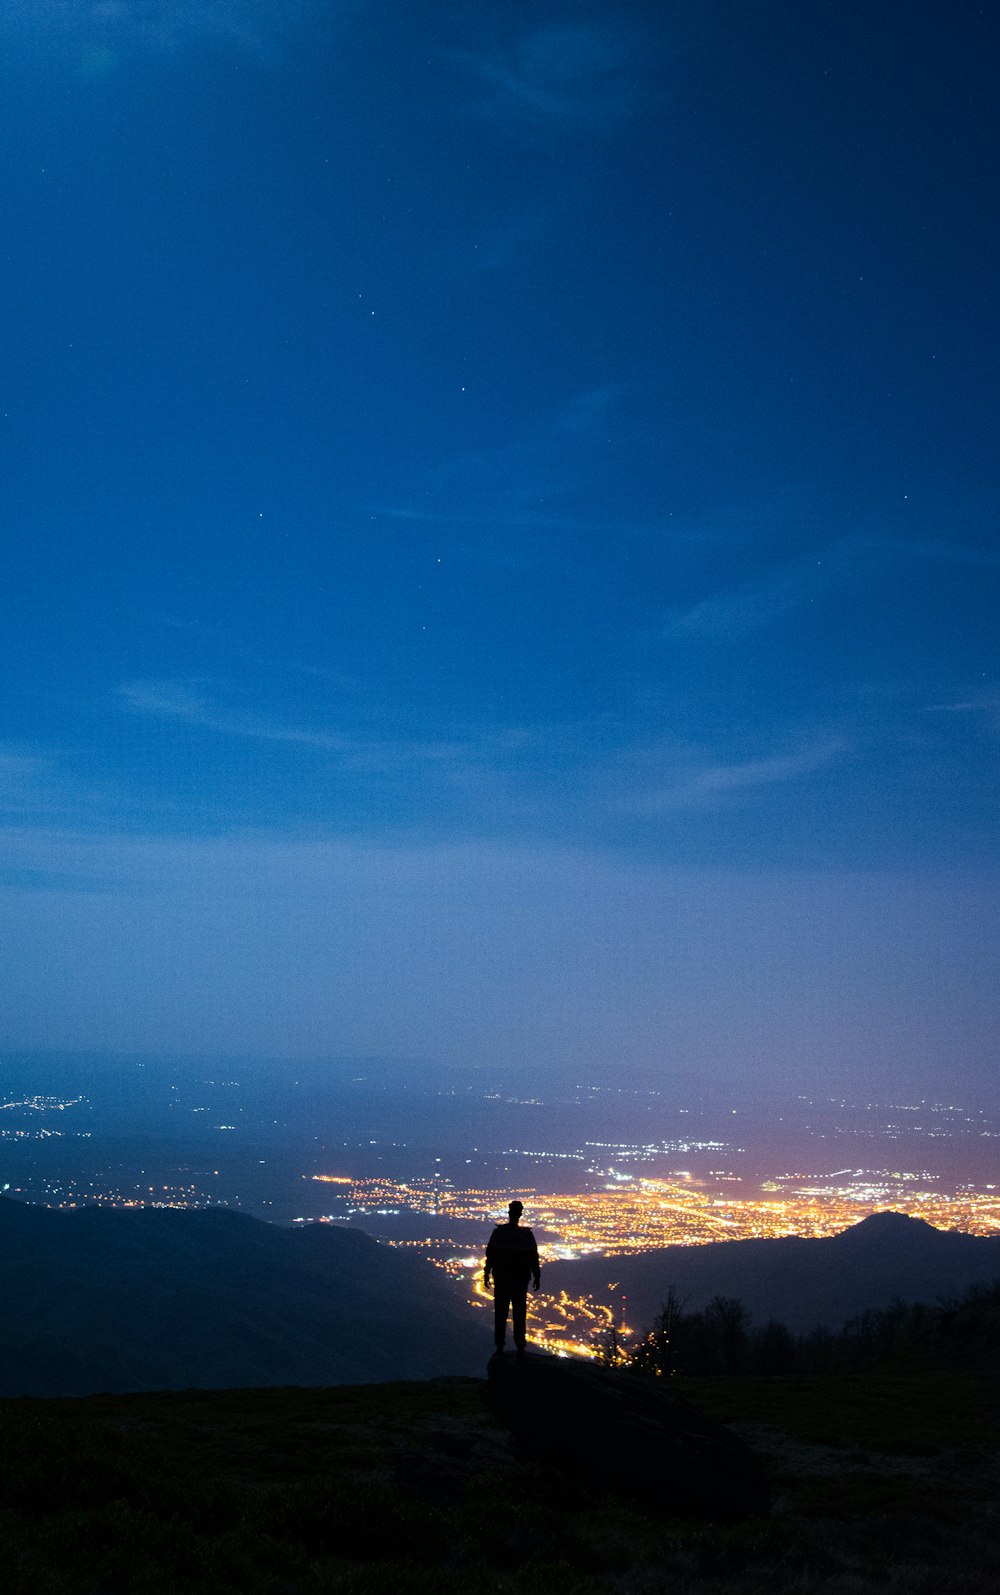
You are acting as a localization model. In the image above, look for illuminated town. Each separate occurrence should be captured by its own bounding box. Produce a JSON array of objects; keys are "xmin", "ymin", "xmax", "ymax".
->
[{"xmin": 303, "ymin": 1164, "xmax": 1000, "ymax": 1357}]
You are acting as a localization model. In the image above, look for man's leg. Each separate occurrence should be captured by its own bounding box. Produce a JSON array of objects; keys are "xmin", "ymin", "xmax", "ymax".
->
[
  {"xmin": 493, "ymin": 1280, "xmax": 512, "ymax": 1351},
  {"xmin": 511, "ymin": 1280, "xmax": 528, "ymax": 1354}
]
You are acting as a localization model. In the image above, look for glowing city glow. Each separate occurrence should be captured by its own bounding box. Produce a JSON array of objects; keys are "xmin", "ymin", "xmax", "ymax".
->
[{"xmin": 299, "ymin": 1166, "xmax": 1000, "ymax": 1356}]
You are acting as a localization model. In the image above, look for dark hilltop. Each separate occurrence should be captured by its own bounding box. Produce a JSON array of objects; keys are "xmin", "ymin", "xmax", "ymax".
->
[{"xmin": 0, "ymin": 1195, "xmax": 482, "ymax": 1396}]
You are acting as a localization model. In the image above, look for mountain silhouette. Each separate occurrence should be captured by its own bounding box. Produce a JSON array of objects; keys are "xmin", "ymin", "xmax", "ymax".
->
[
  {"xmin": 0, "ymin": 1196, "xmax": 483, "ymax": 1396},
  {"xmin": 543, "ymin": 1212, "xmax": 1000, "ymax": 1333}
]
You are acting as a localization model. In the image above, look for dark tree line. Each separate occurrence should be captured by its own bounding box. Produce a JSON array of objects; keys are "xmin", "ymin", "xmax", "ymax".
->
[{"xmin": 616, "ymin": 1277, "xmax": 1000, "ymax": 1377}]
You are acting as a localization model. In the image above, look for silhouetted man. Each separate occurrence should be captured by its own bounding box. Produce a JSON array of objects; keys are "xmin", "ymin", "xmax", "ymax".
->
[{"xmin": 484, "ymin": 1199, "xmax": 540, "ymax": 1359}]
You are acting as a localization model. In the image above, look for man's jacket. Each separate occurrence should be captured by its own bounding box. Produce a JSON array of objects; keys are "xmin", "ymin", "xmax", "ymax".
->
[{"xmin": 486, "ymin": 1222, "xmax": 540, "ymax": 1283}]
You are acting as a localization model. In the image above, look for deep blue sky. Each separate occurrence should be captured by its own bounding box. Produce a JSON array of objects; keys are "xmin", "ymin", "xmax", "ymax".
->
[{"xmin": 2, "ymin": 2, "xmax": 997, "ymax": 1095}]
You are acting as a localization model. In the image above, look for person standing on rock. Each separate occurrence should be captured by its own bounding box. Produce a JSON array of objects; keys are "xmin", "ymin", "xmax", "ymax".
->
[{"xmin": 484, "ymin": 1199, "xmax": 540, "ymax": 1359}]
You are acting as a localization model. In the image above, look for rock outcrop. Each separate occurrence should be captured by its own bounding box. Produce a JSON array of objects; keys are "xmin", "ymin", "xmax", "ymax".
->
[{"xmin": 483, "ymin": 1351, "xmax": 770, "ymax": 1521}]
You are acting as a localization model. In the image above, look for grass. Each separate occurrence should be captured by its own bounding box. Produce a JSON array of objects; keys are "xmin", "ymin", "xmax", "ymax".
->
[
  {"xmin": 681, "ymin": 1366, "xmax": 1000, "ymax": 1452},
  {"xmin": 1, "ymin": 1369, "xmax": 998, "ymax": 1593}
]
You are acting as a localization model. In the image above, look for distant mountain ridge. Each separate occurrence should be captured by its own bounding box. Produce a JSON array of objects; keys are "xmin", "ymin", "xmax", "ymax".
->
[
  {"xmin": 0, "ymin": 1196, "xmax": 484, "ymax": 1396},
  {"xmin": 543, "ymin": 1212, "xmax": 1000, "ymax": 1334}
]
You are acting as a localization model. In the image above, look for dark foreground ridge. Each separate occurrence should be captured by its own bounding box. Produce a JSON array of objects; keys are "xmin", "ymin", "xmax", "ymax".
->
[
  {"xmin": 484, "ymin": 1349, "xmax": 771, "ymax": 1520},
  {"xmin": 3, "ymin": 1364, "xmax": 999, "ymax": 1594}
]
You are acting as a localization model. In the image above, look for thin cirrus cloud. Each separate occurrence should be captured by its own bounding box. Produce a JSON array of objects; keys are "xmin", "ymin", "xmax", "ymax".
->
[
  {"xmin": 665, "ymin": 554, "xmax": 830, "ymax": 641},
  {"xmin": 390, "ymin": 384, "xmax": 638, "ymax": 541},
  {"xmin": 0, "ymin": 745, "xmax": 55, "ymax": 815},
  {"xmin": 685, "ymin": 742, "xmax": 847, "ymax": 795},
  {"xmin": 119, "ymin": 676, "xmax": 845, "ymax": 828},
  {"xmin": 445, "ymin": 20, "xmax": 650, "ymax": 135},
  {"xmin": 117, "ymin": 678, "xmax": 520, "ymax": 782},
  {"xmin": 119, "ymin": 677, "xmax": 362, "ymax": 754},
  {"xmin": 923, "ymin": 696, "xmax": 1000, "ymax": 723},
  {"xmin": 629, "ymin": 740, "xmax": 848, "ymax": 813},
  {"xmin": 660, "ymin": 532, "xmax": 990, "ymax": 644},
  {"xmin": 552, "ymin": 383, "xmax": 629, "ymax": 435},
  {"xmin": 4, "ymin": 0, "xmax": 334, "ymax": 59}
]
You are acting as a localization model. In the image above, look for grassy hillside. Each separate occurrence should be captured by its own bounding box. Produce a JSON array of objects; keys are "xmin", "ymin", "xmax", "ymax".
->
[{"xmin": 2, "ymin": 1366, "xmax": 998, "ymax": 1594}]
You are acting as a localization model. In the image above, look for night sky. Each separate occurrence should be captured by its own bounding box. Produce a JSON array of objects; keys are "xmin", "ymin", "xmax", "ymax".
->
[{"xmin": 2, "ymin": 2, "xmax": 997, "ymax": 1097}]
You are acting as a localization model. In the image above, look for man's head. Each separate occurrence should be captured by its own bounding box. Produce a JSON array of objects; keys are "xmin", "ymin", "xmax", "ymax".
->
[{"xmin": 508, "ymin": 1199, "xmax": 523, "ymax": 1224}]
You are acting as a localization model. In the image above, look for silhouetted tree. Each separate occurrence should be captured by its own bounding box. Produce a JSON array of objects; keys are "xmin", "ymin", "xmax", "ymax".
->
[
  {"xmin": 748, "ymin": 1317, "xmax": 798, "ymax": 1374},
  {"xmin": 631, "ymin": 1275, "xmax": 1000, "ymax": 1380},
  {"xmin": 704, "ymin": 1295, "xmax": 750, "ymax": 1374},
  {"xmin": 631, "ymin": 1287, "xmax": 687, "ymax": 1377},
  {"xmin": 936, "ymin": 1279, "xmax": 1000, "ymax": 1367}
]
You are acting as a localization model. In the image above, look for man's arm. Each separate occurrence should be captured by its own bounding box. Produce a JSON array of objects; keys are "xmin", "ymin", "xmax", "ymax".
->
[
  {"xmin": 484, "ymin": 1227, "xmax": 496, "ymax": 1290},
  {"xmin": 528, "ymin": 1229, "xmax": 541, "ymax": 1290}
]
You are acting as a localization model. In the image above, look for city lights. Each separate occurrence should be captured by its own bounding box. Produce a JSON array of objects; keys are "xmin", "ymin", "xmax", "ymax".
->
[{"xmin": 298, "ymin": 1162, "xmax": 1000, "ymax": 1356}]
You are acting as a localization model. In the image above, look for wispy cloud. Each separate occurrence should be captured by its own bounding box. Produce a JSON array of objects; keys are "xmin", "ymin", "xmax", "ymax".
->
[
  {"xmin": 923, "ymin": 694, "xmax": 1000, "ymax": 735},
  {"xmin": 120, "ymin": 677, "xmax": 411, "ymax": 764},
  {"xmin": 119, "ymin": 677, "xmax": 848, "ymax": 833},
  {"xmin": 552, "ymin": 383, "xmax": 628, "ymax": 434},
  {"xmin": 372, "ymin": 384, "xmax": 679, "ymax": 560},
  {"xmin": 664, "ymin": 526, "xmax": 1000, "ymax": 645},
  {"xmin": 0, "ymin": 741, "xmax": 118, "ymax": 826},
  {"xmin": 924, "ymin": 697, "xmax": 1000, "ymax": 713},
  {"xmin": 628, "ymin": 739, "xmax": 848, "ymax": 813},
  {"xmin": 153, "ymin": 615, "xmax": 362, "ymax": 690},
  {"xmin": 0, "ymin": 744, "xmax": 52, "ymax": 814},
  {"xmin": 117, "ymin": 677, "xmax": 539, "ymax": 783},
  {"xmin": 444, "ymin": 19, "xmax": 650, "ymax": 138},
  {"xmin": 431, "ymin": 382, "xmax": 624, "ymax": 488},
  {"xmin": 665, "ymin": 549, "xmax": 835, "ymax": 640},
  {"xmin": 684, "ymin": 742, "xmax": 847, "ymax": 796},
  {"xmin": 5, "ymin": 1, "xmax": 335, "ymax": 61}
]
